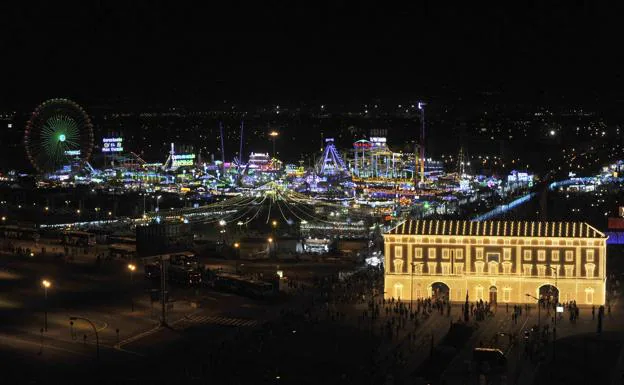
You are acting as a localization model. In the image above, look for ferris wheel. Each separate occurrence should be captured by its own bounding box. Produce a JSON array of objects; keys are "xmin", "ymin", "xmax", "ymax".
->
[{"xmin": 24, "ymin": 98, "xmax": 94, "ymax": 173}]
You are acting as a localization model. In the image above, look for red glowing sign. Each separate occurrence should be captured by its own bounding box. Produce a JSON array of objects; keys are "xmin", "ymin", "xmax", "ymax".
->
[{"xmin": 354, "ymin": 140, "xmax": 372, "ymax": 149}]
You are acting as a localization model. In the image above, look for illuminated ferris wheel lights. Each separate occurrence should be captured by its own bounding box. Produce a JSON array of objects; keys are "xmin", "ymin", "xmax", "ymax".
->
[{"xmin": 24, "ymin": 98, "xmax": 94, "ymax": 174}]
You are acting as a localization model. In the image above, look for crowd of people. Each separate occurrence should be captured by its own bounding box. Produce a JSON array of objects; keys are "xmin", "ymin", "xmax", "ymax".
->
[
  {"xmin": 463, "ymin": 299, "xmax": 493, "ymax": 321},
  {"xmin": 184, "ymin": 265, "xmax": 461, "ymax": 384},
  {"xmin": 194, "ymin": 266, "xmax": 386, "ymax": 384}
]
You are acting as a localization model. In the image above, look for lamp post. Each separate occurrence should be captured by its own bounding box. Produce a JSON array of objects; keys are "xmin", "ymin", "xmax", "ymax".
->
[
  {"xmin": 128, "ymin": 263, "xmax": 136, "ymax": 312},
  {"xmin": 219, "ymin": 219, "xmax": 227, "ymax": 244},
  {"xmin": 526, "ymin": 293, "xmax": 541, "ymax": 327},
  {"xmin": 69, "ymin": 316, "xmax": 99, "ymax": 360},
  {"xmin": 41, "ymin": 279, "xmax": 51, "ymax": 332},
  {"xmin": 271, "ymin": 220, "xmax": 278, "ymax": 250},
  {"xmin": 156, "ymin": 195, "xmax": 162, "ymax": 213},
  {"xmin": 269, "ymin": 131, "xmax": 279, "ymax": 158},
  {"xmin": 411, "ymin": 262, "xmax": 424, "ymax": 309},
  {"xmin": 546, "ymin": 264, "xmax": 558, "ymax": 360}
]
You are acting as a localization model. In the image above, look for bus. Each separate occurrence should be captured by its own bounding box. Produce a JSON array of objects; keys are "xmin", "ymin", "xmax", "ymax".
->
[
  {"xmin": 169, "ymin": 251, "xmax": 199, "ymax": 270},
  {"xmin": 144, "ymin": 262, "xmax": 202, "ymax": 286},
  {"xmin": 108, "ymin": 236, "xmax": 136, "ymax": 245},
  {"xmin": 62, "ymin": 231, "xmax": 96, "ymax": 246},
  {"xmin": 108, "ymin": 243, "xmax": 136, "ymax": 260},
  {"xmin": 0, "ymin": 226, "xmax": 40, "ymax": 241},
  {"xmin": 213, "ymin": 273, "xmax": 275, "ymax": 299},
  {"xmin": 169, "ymin": 265, "xmax": 202, "ymax": 286}
]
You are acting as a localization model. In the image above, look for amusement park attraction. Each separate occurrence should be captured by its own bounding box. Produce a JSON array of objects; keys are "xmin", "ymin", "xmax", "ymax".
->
[
  {"xmin": 18, "ymin": 98, "xmax": 532, "ymax": 235},
  {"xmin": 24, "ymin": 98, "xmax": 94, "ymax": 175}
]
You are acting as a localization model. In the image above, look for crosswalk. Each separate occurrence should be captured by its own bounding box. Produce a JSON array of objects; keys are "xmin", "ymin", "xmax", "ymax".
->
[{"xmin": 175, "ymin": 314, "xmax": 259, "ymax": 329}]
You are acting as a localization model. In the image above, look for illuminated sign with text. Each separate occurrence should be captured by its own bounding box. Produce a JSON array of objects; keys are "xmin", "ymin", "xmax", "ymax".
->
[
  {"xmin": 354, "ymin": 140, "xmax": 372, "ymax": 149},
  {"xmin": 369, "ymin": 137, "xmax": 387, "ymax": 148},
  {"xmin": 102, "ymin": 137, "xmax": 124, "ymax": 153},
  {"xmin": 172, "ymin": 154, "xmax": 195, "ymax": 167}
]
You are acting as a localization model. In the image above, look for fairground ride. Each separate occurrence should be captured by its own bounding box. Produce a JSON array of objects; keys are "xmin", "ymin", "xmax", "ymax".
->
[{"xmin": 24, "ymin": 98, "xmax": 94, "ymax": 174}]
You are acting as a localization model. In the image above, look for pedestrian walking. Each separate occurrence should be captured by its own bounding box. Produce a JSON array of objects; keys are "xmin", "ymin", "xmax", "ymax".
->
[{"xmin": 592, "ymin": 306, "xmax": 595, "ymax": 320}]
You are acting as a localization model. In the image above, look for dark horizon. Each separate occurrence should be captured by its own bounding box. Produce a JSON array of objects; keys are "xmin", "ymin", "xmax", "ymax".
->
[{"xmin": 2, "ymin": 3, "xmax": 624, "ymax": 107}]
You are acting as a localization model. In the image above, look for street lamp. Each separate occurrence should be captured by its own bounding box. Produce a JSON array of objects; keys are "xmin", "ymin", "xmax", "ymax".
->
[
  {"xmin": 269, "ymin": 131, "xmax": 279, "ymax": 158},
  {"xmin": 69, "ymin": 316, "xmax": 99, "ymax": 360},
  {"xmin": 546, "ymin": 264, "xmax": 559, "ymax": 360},
  {"xmin": 128, "ymin": 264, "xmax": 136, "ymax": 312},
  {"xmin": 267, "ymin": 237, "xmax": 274, "ymax": 258},
  {"xmin": 526, "ymin": 293, "xmax": 541, "ymax": 327},
  {"xmin": 272, "ymin": 220, "xmax": 277, "ymax": 227},
  {"xmin": 42, "ymin": 280, "xmax": 51, "ymax": 332},
  {"xmin": 156, "ymin": 195, "xmax": 162, "ymax": 212}
]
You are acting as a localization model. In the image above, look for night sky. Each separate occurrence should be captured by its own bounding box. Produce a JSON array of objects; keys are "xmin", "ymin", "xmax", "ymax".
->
[{"xmin": 2, "ymin": 2, "xmax": 624, "ymax": 106}]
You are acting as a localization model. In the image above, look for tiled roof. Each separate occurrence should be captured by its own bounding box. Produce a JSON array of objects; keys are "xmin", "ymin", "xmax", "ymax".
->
[{"xmin": 387, "ymin": 220, "xmax": 605, "ymax": 239}]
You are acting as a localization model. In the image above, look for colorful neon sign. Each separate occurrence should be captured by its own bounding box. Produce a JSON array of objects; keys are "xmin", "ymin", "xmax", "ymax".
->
[
  {"xmin": 172, "ymin": 154, "xmax": 195, "ymax": 167},
  {"xmin": 102, "ymin": 137, "xmax": 123, "ymax": 153}
]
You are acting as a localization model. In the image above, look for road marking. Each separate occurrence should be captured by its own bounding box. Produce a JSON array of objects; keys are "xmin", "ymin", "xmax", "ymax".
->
[
  {"xmin": 98, "ymin": 321, "xmax": 108, "ymax": 333},
  {"xmin": 114, "ymin": 324, "xmax": 161, "ymax": 349},
  {"xmin": 66, "ymin": 316, "xmax": 108, "ymax": 337},
  {"xmin": 176, "ymin": 315, "xmax": 258, "ymax": 329}
]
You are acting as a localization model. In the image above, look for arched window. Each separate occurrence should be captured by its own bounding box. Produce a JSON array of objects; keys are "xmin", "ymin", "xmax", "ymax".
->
[
  {"xmin": 503, "ymin": 287, "xmax": 512, "ymax": 302},
  {"xmin": 393, "ymin": 258, "xmax": 404, "ymax": 274},
  {"xmin": 488, "ymin": 261, "xmax": 499, "ymax": 275},
  {"xmin": 564, "ymin": 265, "xmax": 574, "ymax": 277},
  {"xmin": 585, "ymin": 287, "xmax": 594, "ymax": 304},
  {"xmin": 475, "ymin": 261, "xmax": 485, "ymax": 275},
  {"xmin": 476, "ymin": 285, "xmax": 484, "ymax": 301},
  {"xmin": 585, "ymin": 263, "xmax": 596, "ymax": 278}
]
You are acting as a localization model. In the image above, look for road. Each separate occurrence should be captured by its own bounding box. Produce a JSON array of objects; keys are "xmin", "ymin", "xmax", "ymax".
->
[
  {"xmin": 3, "ymin": 235, "xmax": 621, "ymax": 385},
  {"xmin": 0, "ymin": 237, "xmax": 361, "ymax": 383}
]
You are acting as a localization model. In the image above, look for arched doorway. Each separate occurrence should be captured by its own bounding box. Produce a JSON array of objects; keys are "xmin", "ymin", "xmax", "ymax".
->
[
  {"xmin": 538, "ymin": 284, "xmax": 559, "ymax": 304},
  {"xmin": 431, "ymin": 282, "xmax": 450, "ymax": 301},
  {"xmin": 489, "ymin": 286, "xmax": 498, "ymax": 304}
]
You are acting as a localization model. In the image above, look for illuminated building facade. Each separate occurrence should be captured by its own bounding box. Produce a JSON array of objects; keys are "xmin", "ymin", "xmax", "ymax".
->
[{"xmin": 384, "ymin": 220, "xmax": 606, "ymax": 305}]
